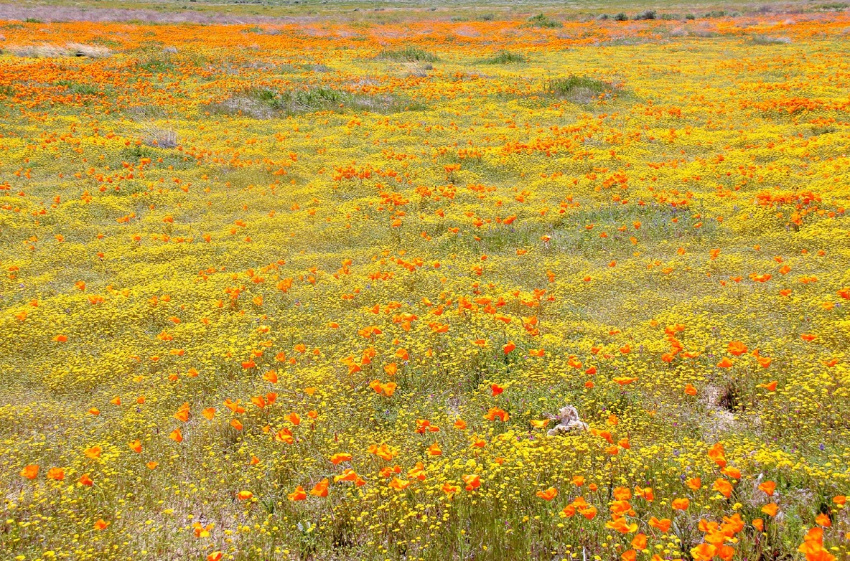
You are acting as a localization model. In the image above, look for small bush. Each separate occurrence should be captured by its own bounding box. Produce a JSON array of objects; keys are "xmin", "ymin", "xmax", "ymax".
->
[
  {"xmin": 143, "ymin": 127, "xmax": 178, "ymax": 148},
  {"xmin": 544, "ymin": 75, "xmax": 619, "ymax": 103},
  {"xmin": 686, "ymin": 13, "xmax": 696, "ymax": 20},
  {"xmin": 751, "ymin": 35, "xmax": 792, "ymax": 45},
  {"xmin": 614, "ymin": 12, "xmax": 629, "ymax": 21},
  {"xmin": 376, "ymin": 46, "xmax": 438, "ymax": 63},
  {"xmin": 207, "ymin": 85, "xmax": 424, "ymax": 118},
  {"xmin": 635, "ymin": 10, "xmax": 657, "ymax": 20},
  {"xmin": 138, "ymin": 58, "xmax": 174, "ymax": 73},
  {"xmin": 481, "ymin": 50, "xmax": 527, "ymax": 64},
  {"xmin": 56, "ymin": 81, "xmax": 100, "ymax": 96},
  {"xmin": 6, "ymin": 43, "xmax": 110, "ymax": 58},
  {"xmin": 526, "ymin": 14, "xmax": 563, "ymax": 28}
]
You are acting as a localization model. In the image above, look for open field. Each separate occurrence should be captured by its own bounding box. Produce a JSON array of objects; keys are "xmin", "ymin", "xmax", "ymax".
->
[
  {"xmin": 1, "ymin": 4, "xmax": 850, "ymax": 561},
  {"xmin": 2, "ymin": 0, "xmax": 850, "ymax": 23}
]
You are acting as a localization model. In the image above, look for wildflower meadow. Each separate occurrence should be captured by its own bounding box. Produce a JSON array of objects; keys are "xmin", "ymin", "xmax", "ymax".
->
[{"xmin": 1, "ymin": 2, "xmax": 849, "ymax": 560}]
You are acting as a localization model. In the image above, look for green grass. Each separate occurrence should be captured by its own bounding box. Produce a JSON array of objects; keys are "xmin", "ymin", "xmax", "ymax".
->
[
  {"xmin": 543, "ymin": 75, "xmax": 619, "ymax": 103},
  {"xmin": 750, "ymin": 35, "xmax": 792, "ymax": 45},
  {"xmin": 205, "ymin": 85, "xmax": 426, "ymax": 118},
  {"xmin": 525, "ymin": 13, "xmax": 563, "ymax": 28},
  {"xmin": 56, "ymin": 81, "xmax": 100, "ymax": 95},
  {"xmin": 376, "ymin": 46, "xmax": 438, "ymax": 63},
  {"xmin": 480, "ymin": 50, "xmax": 528, "ymax": 65}
]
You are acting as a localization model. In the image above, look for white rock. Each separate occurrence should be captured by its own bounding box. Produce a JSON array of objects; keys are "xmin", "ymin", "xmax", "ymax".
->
[{"xmin": 546, "ymin": 405, "xmax": 588, "ymax": 436}]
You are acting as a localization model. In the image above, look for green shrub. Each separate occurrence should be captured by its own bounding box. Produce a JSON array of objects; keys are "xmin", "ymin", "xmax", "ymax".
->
[
  {"xmin": 56, "ymin": 81, "xmax": 100, "ymax": 96},
  {"xmin": 207, "ymin": 85, "xmax": 426, "ymax": 118},
  {"xmin": 750, "ymin": 35, "xmax": 792, "ymax": 45},
  {"xmin": 526, "ymin": 13, "xmax": 563, "ymax": 28},
  {"xmin": 481, "ymin": 50, "xmax": 527, "ymax": 65},
  {"xmin": 544, "ymin": 75, "xmax": 619, "ymax": 103},
  {"xmin": 376, "ymin": 46, "xmax": 438, "ymax": 62},
  {"xmin": 635, "ymin": 10, "xmax": 657, "ymax": 20}
]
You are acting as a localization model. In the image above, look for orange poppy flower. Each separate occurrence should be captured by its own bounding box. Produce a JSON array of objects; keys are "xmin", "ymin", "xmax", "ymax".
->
[
  {"xmin": 310, "ymin": 479, "xmax": 329, "ymax": 497},
  {"xmin": 536, "ymin": 487, "xmax": 558, "ymax": 501},
  {"xmin": 761, "ymin": 503, "xmax": 779, "ymax": 517},
  {"xmin": 47, "ymin": 467, "xmax": 65, "ymax": 481},
  {"xmin": 648, "ymin": 517, "xmax": 671, "ymax": 532},
  {"xmin": 330, "ymin": 453, "xmax": 352, "ymax": 465},
  {"xmin": 713, "ymin": 478, "xmax": 734, "ymax": 498},
  {"xmin": 758, "ymin": 481, "xmax": 776, "ymax": 496},
  {"xmin": 690, "ymin": 543, "xmax": 716, "ymax": 561},
  {"xmin": 727, "ymin": 340, "xmax": 748, "ymax": 356}
]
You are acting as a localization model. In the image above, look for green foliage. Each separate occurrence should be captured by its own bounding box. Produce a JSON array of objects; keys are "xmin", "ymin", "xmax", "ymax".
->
[
  {"xmin": 207, "ymin": 85, "xmax": 426, "ymax": 117},
  {"xmin": 56, "ymin": 81, "xmax": 100, "ymax": 96},
  {"xmin": 544, "ymin": 75, "xmax": 618, "ymax": 103},
  {"xmin": 750, "ymin": 35, "xmax": 792, "ymax": 45},
  {"xmin": 525, "ymin": 13, "xmax": 562, "ymax": 28},
  {"xmin": 480, "ymin": 50, "xmax": 527, "ymax": 65},
  {"xmin": 376, "ymin": 46, "xmax": 438, "ymax": 63},
  {"xmin": 137, "ymin": 58, "xmax": 175, "ymax": 73}
]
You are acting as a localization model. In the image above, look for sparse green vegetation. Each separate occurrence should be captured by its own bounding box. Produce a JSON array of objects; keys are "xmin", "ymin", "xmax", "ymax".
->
[
  {"xmin": 525, "ymin": 13, "xmax": 563, "ymax": 28},
  {"xmin": 480, "ymin": 50, "xmax": 527, "ymax": 64},
  {"xmin": 544, "ymin": 75, "xmax": 619, "ymax": 103},
  {"xmin": 376, "ymin": 45, "xmax": 438, "ymax": 62},
  {"xmin": 750, "ymin": 35, "xmax": 792, "ymax": 45}
]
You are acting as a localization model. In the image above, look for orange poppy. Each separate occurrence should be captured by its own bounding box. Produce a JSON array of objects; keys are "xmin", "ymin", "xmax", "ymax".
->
[
  {"xmin": 536, "ymin": 487, "xmax": 558, "ymax": 501},
  {"xmin": 310, "ymin": 479, "xmax": 329, "ymax": 497}
]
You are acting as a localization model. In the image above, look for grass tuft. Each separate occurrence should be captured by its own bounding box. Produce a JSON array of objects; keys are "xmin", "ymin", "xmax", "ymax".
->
[
  {"xmin": 750, "ymin": 35, "xmax": 792, "ymax": 45},
  {"xmin": 544, "ymin": 75, "xmax": 620, "ymax": 103},
  {"xmin": 480, "ymin": 50, "xmax": 527, "ymax": 65},
  {"xmin": 206, "ymin": 85, "xmax": 425, "ymax": 118},
  {"xmin": 5, "ymin": 42, "xmax": 111, "ymax": 58},
  {"xmin": 525, "ymin": 13, "xmax": 563, "ymax": 28},
  {"xmin": 375, "ymin": 46, "xmax": 438, "ymax": 62}
]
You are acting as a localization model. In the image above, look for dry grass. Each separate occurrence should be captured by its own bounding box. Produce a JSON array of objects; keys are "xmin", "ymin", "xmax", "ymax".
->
[
  {"xmin": 4, "ymin": 42, "xmax": 111, "ymax": 58},
  {"xmin": 142, "ymin": 126, "xmax": 178, "ymax": 148}
]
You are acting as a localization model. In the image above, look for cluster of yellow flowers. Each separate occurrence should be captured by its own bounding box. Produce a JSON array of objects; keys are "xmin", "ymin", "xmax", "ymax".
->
[{"xmin": 1, "ymin": 8, "xmax": 849, "ymax": 561}]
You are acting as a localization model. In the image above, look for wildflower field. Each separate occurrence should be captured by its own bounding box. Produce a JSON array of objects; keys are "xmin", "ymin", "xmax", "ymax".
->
[{"xmin": 1, "ymin": 4, "xmax": 850, "ymax": 560}]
